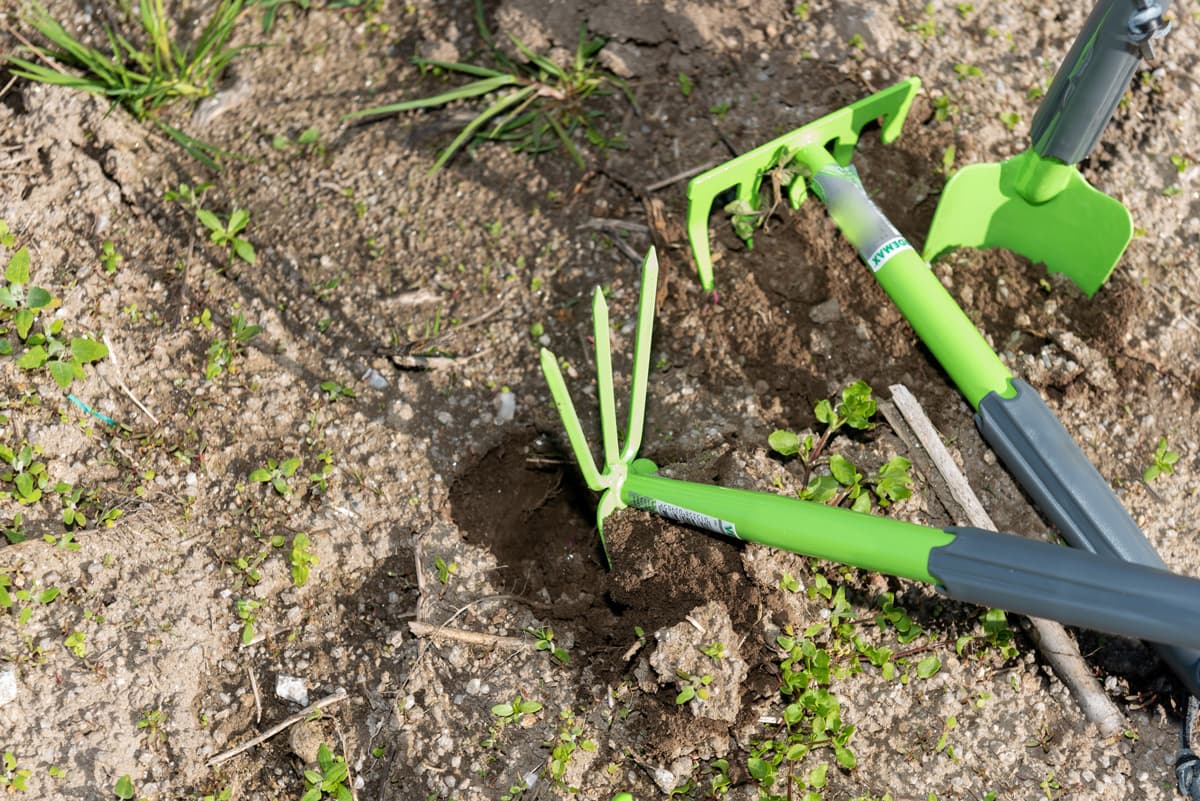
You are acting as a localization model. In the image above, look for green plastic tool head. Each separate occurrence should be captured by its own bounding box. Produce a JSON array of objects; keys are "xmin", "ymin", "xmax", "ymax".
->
[
  {"xmin": 922, "ymin": 150, "xmax": 1132, "ymax": 297},
  {"xmin": 539, "ymin": 248, "xmax": 659, "ymax": 564},
  {"xmin": 685, "ymin": 77, "xmax": 922, "ymax": 291}
]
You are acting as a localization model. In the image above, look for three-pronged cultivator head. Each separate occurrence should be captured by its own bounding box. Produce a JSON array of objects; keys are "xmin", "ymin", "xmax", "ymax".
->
[{"xmin": 538, "ymin": 248, "xmax": 659, "ymax": 563}]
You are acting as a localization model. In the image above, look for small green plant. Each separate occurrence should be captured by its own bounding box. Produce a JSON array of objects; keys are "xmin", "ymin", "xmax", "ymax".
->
[
  {"xmin": 793, "ymin": 3, "xmax": 811, "ymax": 20},
  {"xmin": 491, "ymin": 695, "xmax": 543, "ymax": 724},
  {"xmin": 906, "ymin": 2, "xmax": 941, "ymax": 40},
  {"xmin": 301, "ymin": 744, "xmax": 352, "ymax": 801},
  {"xmin": 64, "ymin": 630, "xmax": 86, "ymax": 658},
  {"xmin": 113, "ymin": 774, "xmax": 135, "ymax": 799},
  {"xmin": 344, "ymin": 2, "xmax": 632, "ymax": 171},
  {"xmin": 0, "ymin": 245, "xmax": 109, "ymax": 390},
  {"xmin": 198, "ymin": 207, "xmax": 257, "ymax": 266},
  {"xmin": 778, "ymin": 572, "xmax": 801, "ymax": 592},
  {"xmin": 9, "ymin": 3, "xmax": 253, "ymax": 168},
  {"xmin": 100, "ymin": 240, "xmax": 123, "ymax": 274},
  {"xmin": 528, "ymin": 626, "xmax": 570, "ymax": 664},
  {"xmin": 236, "ymin": 598, "xmax": 260, "ymax": 645},
  {"xmin": 677, "ymin": 72, "xmax": 694, "ymax": 98},
  {"xmin": 0, "ymin": 751, "xmax": 31, "ymax": 792},
  {"xmin": 674, "ymin": 670, "xmax": 713, "ymax": 704},
  {"xmin": 434, "ymin": 555, "xmax": 457, "ymax": 585},
  {"xmin": 0, "ymin": 576, "xmax": 60, "ymax": 625},
  {"xmin": 250, "ymin": 457, "xmax": 302, "ymax": 496},
  {"xmin": 953, "ymin": 63, "xmax": 984, "ymax": 80},
  {"xmin": 1170, "ymin": 153, "xmax": 1192, "ymax": 173},
  {"xmin": 1143, "ymin": 436, "xmax": 1180, "ymax": 482},
  {"xmin": 290, "ymin": 533, "xmax": 318, "ymax": 587},
  {"xmin": 319, "ymin": 380, "xmax": 356, "ymax": 401},
  {"xmin": 956, "ymin": 2, "xmax": 975, "ymax": 17},
  {"xmin": 0, "ymin": 443, "xmax": 50, "ymax": 505},
  {"xmin": 546, "ymin": 709, "xmax": 597, "ymax": 790},
  {"xmin": 998, "ymin": 111, "xmax": 1020, "ymax": 131},
  {"xmin": 204, "ymin": 313, "xmax": 261, "ymax": 380},
  {"xmin": 848, "ymin": 33, "xmax": 866, "ymax": 50},
  {"xmin": 931, "ymin": 94, "xmax": 958, "ymax": 122},
  {"xmin": 137, "ymin": 708, "xmax": 168, "ymax": 748},
  {"xmin": 165, "ymin": 181, "xmax": 213, "ymax": 213},
  {"xmin": 935, "ymin": 714, "xmax": 958, "ymax": 760},
  {"xmin": 308, "ymin": 449, "xmax": 335, "ymax": 493},
  {"xmin": 272, "ymin": 126, "xmax": 323, "ymax": 157},
  {"xmin": 700, "ymin": 641, "xmax": 726, "ymax": 660}
]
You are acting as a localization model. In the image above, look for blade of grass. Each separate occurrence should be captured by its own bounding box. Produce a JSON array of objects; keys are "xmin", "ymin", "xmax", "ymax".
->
[
  {"xmin": 411, "ymin": 57, "xmax": 506, "ymax": 79},
  {"xmin": 547, "ymin": 112, "xmax": 584, "ymax": 169},
  {"xmin": 430, "ymin": 84, "xmax": 537, "ymax": 172},
  {"xmin": 343, "ymin": 74, "xmax": 520, "ymax": 120},
  {"xmin": 509, "ymin": 36, "xmax": 565, "ymax": 80}
]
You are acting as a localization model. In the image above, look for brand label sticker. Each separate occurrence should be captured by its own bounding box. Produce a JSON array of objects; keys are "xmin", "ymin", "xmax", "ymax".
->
[
  {"xmin": 864, "ymin": 236, "xmax": 914, "ymax": 272},
  {"xmin": 651, "ymin": 499, "xmax": 739, "ymax": 540}
]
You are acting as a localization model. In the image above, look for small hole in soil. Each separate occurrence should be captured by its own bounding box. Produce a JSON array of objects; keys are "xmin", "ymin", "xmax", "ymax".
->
[{"xmin": 450, "ymin": 430, "xmax": 610, "ymax": 611}]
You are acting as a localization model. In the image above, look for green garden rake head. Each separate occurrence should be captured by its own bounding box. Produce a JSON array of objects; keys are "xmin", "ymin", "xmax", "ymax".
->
[{"xmin": 685, "ymin": 77, "xmax": 921, "ymax": 291}]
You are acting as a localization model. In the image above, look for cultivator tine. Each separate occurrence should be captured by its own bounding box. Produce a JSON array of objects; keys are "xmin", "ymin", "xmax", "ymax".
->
[
  {"xmin": 539, "ymin": 348, "xmax": 604, "ymax": 491},
  {"xmin": 620, "ymin": 249, "xmax": 658, "ymax": 464},
  {"xmin": 592, "ymin": 288, "xmax": 621, "ymax": 470}
]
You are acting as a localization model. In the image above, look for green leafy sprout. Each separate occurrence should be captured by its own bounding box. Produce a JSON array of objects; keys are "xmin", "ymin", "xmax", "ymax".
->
[
  {"xmin": 0, "ymin": 245, "xmax": 109, "ymax": 390},
  {"xmin": 203, "ymin": 313, "xmax": 261, "ymax": 380},
  {"xmin": 198, "ymin": 207, "xmax": 257, "ymax": 266},
  {"xmin": 1144, "ymin": 436, "xmax": 1180, "ymax": 482},
  {"xmin": 343, "ymin": 1, "xmax": 634, "ymax": 171},
  {"xmin": 290, "ymin": 532, "xmax": 318, "ymax": 586},
  {"xmin": 769, "ymin": 382, "xmax": 913, "ymax": 513},
  {"xmin": 250, "ymin": 457, "xmax": 302, "ymax": 496},
  {"xmin": 0, "ymin": 751, "xmax": 31, "ymax": 792},
  {"xmin": 301, "ymin": 744, "xmax": 352, "ymax": 801},
  {"xmin": 8, "ymin": 1, "xmax": 254, "ymax": 168},
  {"xmin": 528, "ymin": 626, "xmax": 569, "ymax": 664},
  {"xmin": 491, "ymin": 695, "xmax": 542, "ymax": 724}
]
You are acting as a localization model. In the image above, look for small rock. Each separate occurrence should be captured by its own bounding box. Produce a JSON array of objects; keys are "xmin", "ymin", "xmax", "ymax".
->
[
  {"xmin": 809, "ymin": 298, "xmax": 842, "ymax": 324},
  {"xmin": 495, "ymin": 391, "xmax": 516, "ymax": 423},
  {"xmin": 0, "ymin": 665, "xmax": 17, "ymax": 706},
  {"xmin": 275, "ymin": 675, "xmax": 309, "ymax": 706},
  {"xmin": 288, "ymin": 718, "xmax": 324, "ymax": 765},
  {"xmin": 361, "ymin": 368, "xmax": 388, "ymax": 390}
]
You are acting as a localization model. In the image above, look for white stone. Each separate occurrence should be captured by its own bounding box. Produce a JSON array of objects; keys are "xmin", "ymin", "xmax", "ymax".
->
[
  {"xmin": 275, "ymin": 675, "xmax": 309, "ymax": 706},
  {"xmin": 0, "ymin": 666, "xmax": 17, "ymax": 706}
]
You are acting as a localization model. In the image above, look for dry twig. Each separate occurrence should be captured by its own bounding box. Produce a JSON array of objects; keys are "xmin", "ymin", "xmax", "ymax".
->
[
  {"xmin": 888, "ymin": 383, "xmax": 1125, "ymax": 736},
  {"xmin": 204, "ymin": 688, "xmax": 350, "ymax": 767},
  {"xmin": 408, "ymin": 620, "xmax": 531, "ymax": 651}
]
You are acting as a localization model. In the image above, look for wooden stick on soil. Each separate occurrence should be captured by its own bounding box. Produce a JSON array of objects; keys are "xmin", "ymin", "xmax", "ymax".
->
[
  {"xmin": 887, "ymin": 383, "xmax": 1125, "ymax": 737},
  {"xmin": 204, "ymin": 688, "xmax": 350, "ymax": 767},
  {"xmin": 407, "ymin": 620, "xmax": 532, "ymax": 651}
]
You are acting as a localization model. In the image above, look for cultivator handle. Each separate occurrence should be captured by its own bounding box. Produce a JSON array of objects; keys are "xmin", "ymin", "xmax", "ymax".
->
[
  {"xmin": 977, "ymin": 379, "xmax": 1200, "ymax": 697},
  {"xmin": 1031, "ymin": 0, "xmax": 1170, "ymax": 166}
]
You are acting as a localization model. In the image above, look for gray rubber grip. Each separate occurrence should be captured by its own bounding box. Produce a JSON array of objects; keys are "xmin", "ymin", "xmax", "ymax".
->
[
  {"xmin": 1030, "ymin": 0, "xmax": 1165, "ymax": 165},
  {"xmin": 977, "ymin": 379, "xmax": 1200, "ymax": 696},
  {"xmin": 930, "ymin": 527, "xmax": 1200, "ymax": 651}
]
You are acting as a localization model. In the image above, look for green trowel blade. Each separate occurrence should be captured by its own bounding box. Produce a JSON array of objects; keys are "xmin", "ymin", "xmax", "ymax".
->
[{"xmin": 922, "ymin": 150, "xmax": 1132, "ymax": 297}]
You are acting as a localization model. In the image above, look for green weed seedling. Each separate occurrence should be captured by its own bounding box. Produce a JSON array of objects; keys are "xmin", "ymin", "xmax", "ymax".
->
[
  {"xmin": 165, "ymin": 181, "xmax": 213, "ymax": 213},
  {"xmin": 319, "ymin": 380, "xmax": 356, "ymax": 402},
  {"xmin": 0, "ymin": 443, "xmax": 49, "ymax": 505},
  {"xmin": 1143, "ymin": 436, "xmax": 1180, "ymax": 482},
  {"xmin": 674, "ymin": 670, "xmax": 713, "ymax": 704},
  {"xmin": 0, "ymin": 575, "xmax": 60, "ymax": 626},
  {"xmin": 137, "ymin": 708, "xmax": 168, "ymax": 748},
  {"xmin": 204, "ymin": 313, "xmax": 261, "ymax": 380},
  {"xmin": 100, "ymin": 240, "xmax": 123, "ymax": 274},
  {"xmin": 301, "ymin": 744, "xmax": 352, "ymax": 801},
  {"xmin": 9, "ymin": 2, "xmax": 253, "ymax": 168},
  {"xmin": 64, "ymin": 631, "xmax": 86, "ymax": 658},
  {"xmin": 258, "ymin": 0, "xmax": 311, "ymax": 34},
  {"xmin": 114, "ymin": 774, "xmax": 135, "ymax": 800},
  {"xmin": 0, "ymin": 244, "xmax": 108, "ymax": 390},
  {"xmin": 0, "ymin": 752, "xmax": 30, "ymax": 792},
  {"xmin": 770, "ymin": 382, "xmax": 913, "ymax": 513},
  {"xmin": 236, "ymin": 598, "xmax": 260, "ymax": 645},
  {"xmin": 198, "ymin": 207, "xmax": 257, "ymax": 266},
  {"xmin": 528, "ymin": 626, "xmax": 569, "ymax": 665},
  {"xmin": 250, "ymin": 457, "xmax": 301, "ymax": 496},
  {"xmin": 290, "ymin": 533, "xmax": 318, "ymax": 587},
  {"xmin": 491, "ymin": 695, "xmax": 542, "ymax": 725},
  {"xmin": 272, "ymin": 127, "xmax": 324, "ymax": 158},
  {"xmin": 434, "ymin": 555, "xmax": 457, "ymax": 585},
  {"xmin": 344, "ymin": 0, "xmax": 634, "ymax": 171},
  {"xmin": 546, "ymin": 709, "xmax": 597, "ymax": 792}
]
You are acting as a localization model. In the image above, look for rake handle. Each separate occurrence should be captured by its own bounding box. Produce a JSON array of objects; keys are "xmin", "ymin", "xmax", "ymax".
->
[{"xmin": 1031, "ymin": 0, "xmax": 1169, "ymax": 166}]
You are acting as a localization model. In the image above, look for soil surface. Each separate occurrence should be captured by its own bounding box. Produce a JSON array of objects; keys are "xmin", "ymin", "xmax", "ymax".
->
[{"xmin": 2, "ymin": 2, "xmax": 1200, "ymax": 800}]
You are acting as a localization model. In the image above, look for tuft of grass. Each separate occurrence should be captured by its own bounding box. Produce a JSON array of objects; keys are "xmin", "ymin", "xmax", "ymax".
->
[
  {"xmin": 7, "ymin": 1, "xmax": 256, "ymax": 168},
  {"xmin": 343, "ymin": 0, "xmax": 634, "ymax": 172}
]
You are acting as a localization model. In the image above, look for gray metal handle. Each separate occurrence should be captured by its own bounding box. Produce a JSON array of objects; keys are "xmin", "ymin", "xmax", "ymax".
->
[
  {"xmin": 976, "ymin": 379, "xmax": 1200, "ymax": 696},
  {"xmin": 931, "ymin": 527, "xmax": 1200, "ymax": 650},
  {"xmin": 1030, "ymin": 0, "xmax": 1169, "ymax": 165}
]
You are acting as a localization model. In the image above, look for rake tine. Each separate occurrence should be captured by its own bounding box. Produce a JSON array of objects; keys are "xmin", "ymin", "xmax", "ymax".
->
[
  {"xmin": 620, "ymin": 247, "xmax": 658, "ymax": 464},
  {"xmin": 538, "ymin": 348, "xmax": 604, "ymax": 491},
  {"xmin": 592, "ymin": 288, "xmax": 621, "ymax": 470}
]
